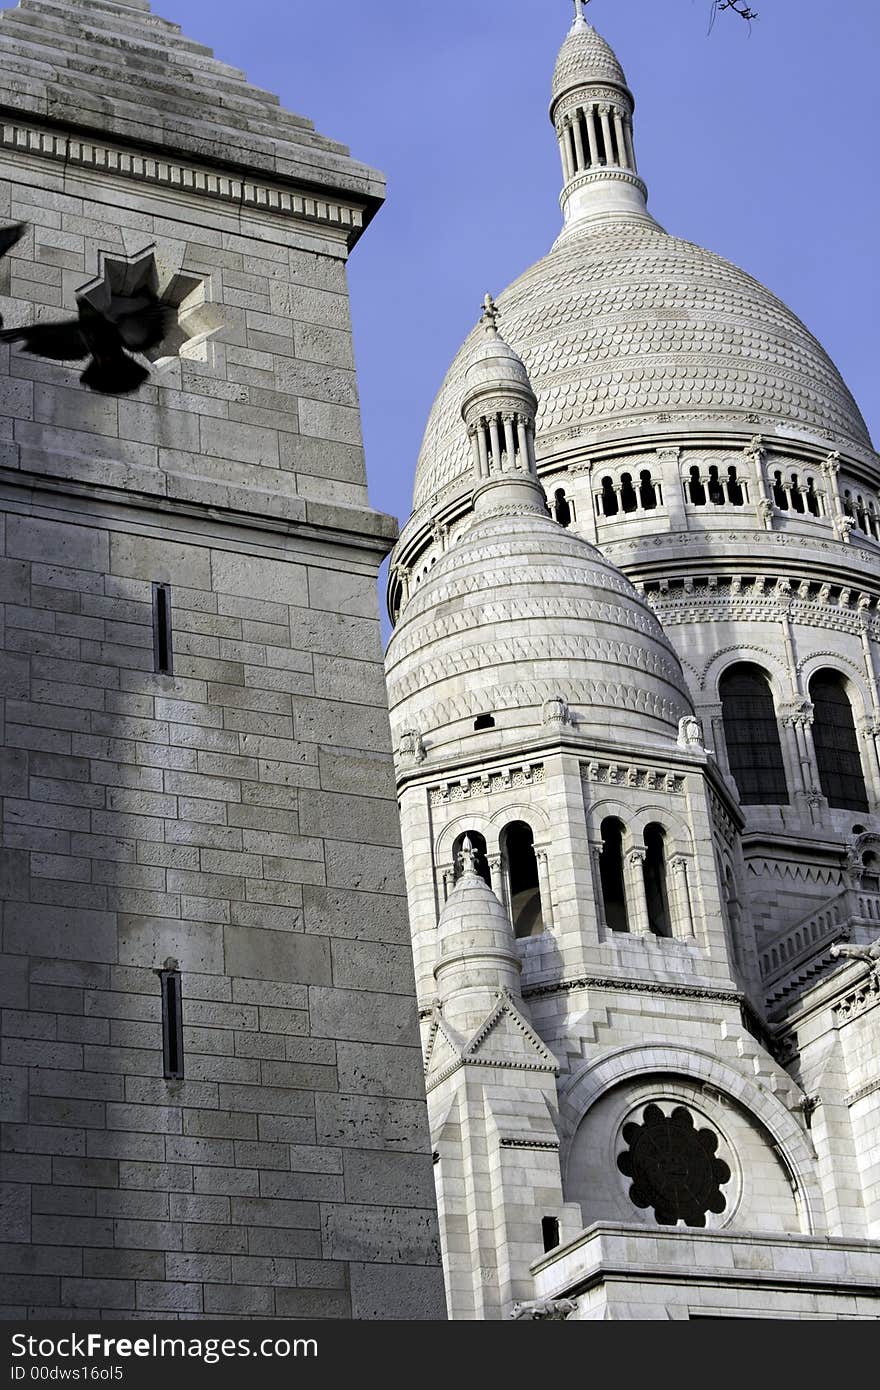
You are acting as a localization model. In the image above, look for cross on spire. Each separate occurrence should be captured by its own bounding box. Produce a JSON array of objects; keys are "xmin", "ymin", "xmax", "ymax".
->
[
  {"xmin": 572, "ymin": 0, "xmax": 590, "ymax": 24},
  {"xmin": 480, "ymin": 292, "xmax": 499, "ymax": 335}
]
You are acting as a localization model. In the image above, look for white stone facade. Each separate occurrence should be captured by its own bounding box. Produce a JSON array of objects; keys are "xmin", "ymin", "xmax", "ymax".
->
[{"xmin": 385, "ymin": 10, "xmax": 880, "ymax": 1320}]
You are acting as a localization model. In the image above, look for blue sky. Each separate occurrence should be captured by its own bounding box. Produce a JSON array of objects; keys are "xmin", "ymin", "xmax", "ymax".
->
[{"xmin": 164, "ymin": 0, "xmax": 880, "ymax": 542}]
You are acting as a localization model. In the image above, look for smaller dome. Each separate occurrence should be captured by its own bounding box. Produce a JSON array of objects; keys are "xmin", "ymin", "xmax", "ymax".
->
[
  {"xmin": 551, "ymin": 14, "xmax": 628, "ymax": 106},
  {"xmin": 462, "ymin": 294, "xmax": 536, "ymax": 412},
  {"xmin": 437, "ymin": 863, "xmax": 516, "ymax": 965}
]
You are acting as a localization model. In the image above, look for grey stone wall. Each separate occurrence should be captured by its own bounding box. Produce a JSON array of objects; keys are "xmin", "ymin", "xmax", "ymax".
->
[{"xmin": 0, "ymin": 0, "xmax": 444, "ymax": 1322}]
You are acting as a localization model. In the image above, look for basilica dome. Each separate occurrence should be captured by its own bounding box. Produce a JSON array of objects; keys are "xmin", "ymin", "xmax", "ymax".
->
[
  {"xmin": 412, "ymin": 215, "xmax": 871, "ymax": 511},
  {"xmin": 385, "ymin": 503, "xmax": 692, "ymax": 754}
]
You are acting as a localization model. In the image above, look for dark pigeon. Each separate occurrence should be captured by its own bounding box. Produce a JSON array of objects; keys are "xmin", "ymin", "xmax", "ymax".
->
[{"xmin": 0, "ymin": 280, "xmax": 175, "ymax": 395}]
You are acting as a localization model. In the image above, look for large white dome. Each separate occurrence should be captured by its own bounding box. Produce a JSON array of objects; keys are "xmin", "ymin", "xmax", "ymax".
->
[{"xmin": 412, "ymin": 215, "xmax": 871, "ymax": 511}]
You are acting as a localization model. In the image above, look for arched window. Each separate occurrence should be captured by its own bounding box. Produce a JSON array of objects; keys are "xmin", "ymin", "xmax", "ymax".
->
[
  {"xmin": 639, "ymin": 470, "xmax": 658, "ymax": 510},
  {"xmin": 772, "ymin": 471, "xmax": 788, "ymax": 509},
  {"xmin": 809, "ymin": 671, "xmax": 869, "ymax": 812},
  {"xmin": 707, "ymin": 466, "xmax": 725, "ymax": 506},
  {"xmin": 862, "ymin": 851, "xmax": 879, "ymax": 893},
  {"xmin": 687, "ymin": 466, "xmax": 706, "ymax": 506},
  {"xmin": 726, "ymin": 466, "xmax": 744, "ymax": 506},
  {"xmin": 501, "ymin": 821, "xmax": 543, "ymax": 938},
  {"xmin": 599, "ymin": 817, "xmax": 628, "ymax": 932},
  {"xmin": 452, "ymin": 830, "xmax": 491, "ymax": 886},
  {"xmin": 719, "ymin": 664, "xmax": 789, "ymax": 805},
  {"xmin": 599, "ymin": 476, "xmax": 618, "ymax": 516},
  {"xmin": 805, "ymin": 476, "xmax": 820, "ymax": 516},
  {"xmin": 553, "ymin": 488, "xmax": 572, "ymax": 527},
  {"xmin": 642, "ymin": 824, "xmax": 671, "ymax": 937},
  {"xmin": 620, "ymin": 473, "xmax": 638, "ymax": 513}
]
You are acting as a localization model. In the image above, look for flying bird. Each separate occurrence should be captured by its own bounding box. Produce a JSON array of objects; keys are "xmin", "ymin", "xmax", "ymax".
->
[
  {"xmin": 0, "ymin": 221, "xmax": 27, "ymax": 266},
  {"xmin": 0, "ymin": 288, "xmax": 175, "ymax": 394}
]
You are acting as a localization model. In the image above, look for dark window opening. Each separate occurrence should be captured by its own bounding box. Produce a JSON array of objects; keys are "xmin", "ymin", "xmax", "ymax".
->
[
  {"xmin": 862, "ymin": 851, "xmax": 879, "ymax": 893},
  {"xmin": 790, "ymin": 475, "xmax": 805, "ymax": 513},
  {"xmin": 600, "ymin": 816, "xmax": 628, "ymax": 932},
  {"xmin": 554, "ymin": 488, "xmax": 572, "ymax": 527},
  {"xmin": 726, "ymin": 467, "xmax": 744, "ymax": 506},
  {"xmin": 643, "ymin": 823, "xmax": 672, "ymax": 937},
  {"xmin": 687, "ymin": 466, "xmax": 706, "ymax": 506},
  {"xmin": 502, "ymin": 820, "xmax": 544, "ymax": 938},
  {"xmin": 594, "ymin": 111, "xmax": 608, "ymax": 165},
  {"xmin": 639, "ymin": 470, "xmax": 658, "ymax": 509},
  {"xmin": 160, "ymin": 968, "xmax": 184, "ymax": 1080},
  {"xmin": 707, "ymin": 466, "xmax": 725, "ymax": 506},
  {"xmin": 541, "ymin": 1216, "xmax": 560, "ymax": 1252},
  {"xmin": 600, "ymin": 476, "xmax": 618, "ymax": 516},
  {"xmin": 474, "ymin": 712, "xmax": 495, "ymax": 730},
  {"xmin": 843, "ymin": 490, "xmax": 854, "ymax": 518},
  {"xmin": 719, "ymin": 663, "xmax": 789, "ymax": 805},
  {"xmin": 152, "ymin": 582, "xmax": 173, "ymax": 675},
  {"xmin": 452, "ymin": 830, "xmax": 491, "ymax": 886},
  {"xmin": 809, "ymin": 670, "xmax": 869, "ymax": 812},
  {"xmin": 772, "ymin": 471, "xmax": 788, "ymax": 509},
  {"xmin": 620, "ymin": 473, "xmax": 638, "ymax": 513},
  {"xmin": 805, "ymin": 477, "xmax": 820, "ymax": 516}
]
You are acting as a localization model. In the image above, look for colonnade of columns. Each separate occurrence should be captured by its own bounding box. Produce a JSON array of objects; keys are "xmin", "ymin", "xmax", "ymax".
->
[{"xmin": 557, "ymin": 100, "xmax": 636, "ymax": 180}]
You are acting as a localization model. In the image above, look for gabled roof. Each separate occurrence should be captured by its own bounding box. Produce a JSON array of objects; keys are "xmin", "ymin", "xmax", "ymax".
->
[{"xmin": 0, "ymin": 0, "xmax": 384, "ymax": 204}]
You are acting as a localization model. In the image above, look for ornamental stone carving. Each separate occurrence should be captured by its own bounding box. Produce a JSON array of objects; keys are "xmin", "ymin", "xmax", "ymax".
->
[
  {"xmin": 677, "ymin": 715, "xmax": 704, "ymax": 750},
  {"xmin": 511, "ymin": 1299, "xmax": 577, "ymax": 1321},
  {"xmin": 399, "ymin": 729, "xmax": 427, "ymax": 765},
  {"xmin": 543, "ymin": 693, "xmax": 573, "ymax": 726}
]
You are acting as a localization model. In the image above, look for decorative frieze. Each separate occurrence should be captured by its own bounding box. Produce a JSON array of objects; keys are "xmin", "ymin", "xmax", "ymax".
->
[
  {"xmin": 833, "ymin": 972, "xmax": 880, "ymax": 1023},
  {"xmin": 0, "ymin": 120, "xmax": 365, "ymax": 235},
  {"xmin": 428, "ymin": 763, "xmax": 545, "ymax": 806},
  {"xmin": 580, "ymin": 761, "xmax": 685, "ymax": 794}
]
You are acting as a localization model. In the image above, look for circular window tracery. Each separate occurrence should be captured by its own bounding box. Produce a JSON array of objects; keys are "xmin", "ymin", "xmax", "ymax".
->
[{"xmin": 616, "ymin": 1102, "xmax": 731, "ymax": 1227}]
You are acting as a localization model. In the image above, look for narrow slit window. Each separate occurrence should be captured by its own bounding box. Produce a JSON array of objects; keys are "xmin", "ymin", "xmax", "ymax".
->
[
  {"xmin": 542, "ymin": 1216, "xmax": 560, "ymax": 1252},
  {"xmin": 160, "ymin": 967, "xmax": 184, "ymax": 1079},
  {"xmin": 152, "ymin": 582, "xmax": 173, "ymax": 675}
]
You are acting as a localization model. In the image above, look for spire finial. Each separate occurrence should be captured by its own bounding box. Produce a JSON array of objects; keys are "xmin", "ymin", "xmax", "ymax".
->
[
  {"xmin": 457, "ymin": 836, "xmax": 479, "ymax": 877},
  {"xmin": 572, "ymin": 0, "xmax": 589, "ymax": 25},
  {"xmin": 480, "ymin": 293, "xmax": 499, "ymax": 336}
]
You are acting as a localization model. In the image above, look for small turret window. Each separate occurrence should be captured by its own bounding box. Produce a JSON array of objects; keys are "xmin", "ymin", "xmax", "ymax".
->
[
  {"xmin": 554, "ymin": 488, "xmax": 572, "ymax": 527},
  {"xmin": 501, "ymin": 821, "xmax": 544, "ymax": 938},
  {"xmin": 599, "ymin": 817, "xmax": 628, "ymax": 932},
  {"xmin": 643, "ymin": 824, "xmax": 671, "ymax": 937},
  {"xmin": 474, "ymin": 713, "xmax": 495, "ymax": 730}
]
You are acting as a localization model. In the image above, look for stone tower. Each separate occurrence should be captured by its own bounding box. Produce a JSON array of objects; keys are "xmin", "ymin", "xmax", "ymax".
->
[
  {"xmin": 385, "ymin": 6, "xmax": 880, "ymax": 1320},
  {"xmin": 0, "ymin": 0, "xmax": 444, "ymax": 1320}
]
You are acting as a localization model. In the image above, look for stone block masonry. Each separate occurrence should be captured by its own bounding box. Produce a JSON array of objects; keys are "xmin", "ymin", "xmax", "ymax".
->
[{"xmin": 0, "ymin": 0, "xmax": 444, "ymax": 1321}]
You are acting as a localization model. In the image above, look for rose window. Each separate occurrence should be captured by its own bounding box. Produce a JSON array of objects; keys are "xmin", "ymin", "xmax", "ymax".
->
[{"xmin": 616, "ymin": 1102, "xmax": 731, "ymax": 1227}]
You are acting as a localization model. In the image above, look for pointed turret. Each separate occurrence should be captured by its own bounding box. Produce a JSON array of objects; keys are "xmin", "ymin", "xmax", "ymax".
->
[
  {"xmin": 434, "ymin": 837, "xmax": 522, "ymax": 1034},
  {"xmin": 550, "ymin": 2, "xmax": 649, "ymax": 228},
  {"xmin": 462, "ymin": 296, "xmax": 546, "ymax": 516}
]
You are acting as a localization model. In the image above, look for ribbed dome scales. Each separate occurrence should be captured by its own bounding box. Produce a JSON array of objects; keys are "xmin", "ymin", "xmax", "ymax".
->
[
  {"xmin": 412, "ymin": 217, "xmax": 871, "ymax": 510},
  {"xmin": 551, "ymin": 14, "xmax": 628, "ymax": 103},
  {"xmin": 386, "ymin": 507, "xmax": 693, "ymax": 751}
]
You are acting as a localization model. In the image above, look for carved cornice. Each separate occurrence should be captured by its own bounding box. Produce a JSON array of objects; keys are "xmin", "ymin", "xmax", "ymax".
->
[
  {"xmin": 522, "ymin": 975, "xmax": 744, "ymax": 1006},
  {"xmin": 0, "ymin": 119, "xmax": 365, "ymax": 236},
  {"xmin": 562, "ymin": 168, "xmax": 647, "ymax": 198},
  {"xmin": 499, "ymin": 1137, "xmax": 560, "ymax": 1151},
  {"xmin": 845, "ymin": 1076, "xmax": 880, "ymax": 1107}
]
